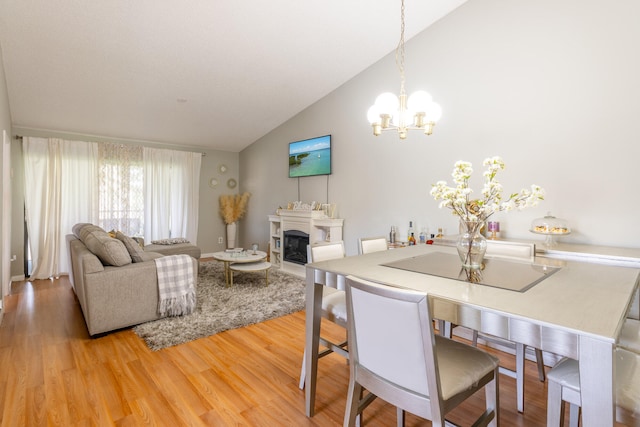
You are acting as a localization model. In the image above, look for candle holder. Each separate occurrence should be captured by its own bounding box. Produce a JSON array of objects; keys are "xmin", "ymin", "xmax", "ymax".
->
[{"xmin": 488, "ymin": 221, "xmax": 500, "ymax": 240}]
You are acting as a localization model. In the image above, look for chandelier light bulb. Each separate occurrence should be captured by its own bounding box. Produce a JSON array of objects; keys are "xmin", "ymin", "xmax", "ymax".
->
[
  {"xmin": 407, "ymin": 90, "xmax": 432, "ymax": 113},
  {"xmin": 425, "ymin": 102, "xmax": 443, "ymax": 122},
  {"xmin": 367, "ymin": 105, "xmax": 382, "ymax": 125},
  {"xmin": 375, "ymin": 92, "xmax": 400, "ymax": 114}
]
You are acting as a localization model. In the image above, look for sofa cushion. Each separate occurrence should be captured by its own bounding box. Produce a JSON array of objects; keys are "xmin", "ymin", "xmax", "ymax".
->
[
  {"xmin": 72, "ymin": 223, "xmax": 132, "ymax": 267},
  {"xmin": 116, "ymin": 231, "xmax": 147, "ymax": 263},
  {"xmin": 150, "ymin": 237, "xmax": 190, "ymax": 245},
  {"xmin": 144, "ymin": 242, "xmax": 201, "ymax": 259}
]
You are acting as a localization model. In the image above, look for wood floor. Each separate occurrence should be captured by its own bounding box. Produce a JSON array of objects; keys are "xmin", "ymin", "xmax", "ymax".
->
[{"xmin": 0, "ymin": 263, "xmax": 628, "ymax": 426}]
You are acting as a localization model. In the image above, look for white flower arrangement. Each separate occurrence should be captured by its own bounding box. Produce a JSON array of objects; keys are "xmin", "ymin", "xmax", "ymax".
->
[{"xmin": 430, "ymin": 156, "xmax": 545, "ymax": 223}]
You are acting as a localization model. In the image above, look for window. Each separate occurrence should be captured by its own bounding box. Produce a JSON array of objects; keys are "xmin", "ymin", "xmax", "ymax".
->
[{"xmin": 98, "ymin": 143, "xmax": 144, "ymax": 236}]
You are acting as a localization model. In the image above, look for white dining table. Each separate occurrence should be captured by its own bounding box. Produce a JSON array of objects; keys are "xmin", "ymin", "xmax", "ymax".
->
[{"xmin": 303, "ymin": 244, "xmax": 640, "ymax": 426}]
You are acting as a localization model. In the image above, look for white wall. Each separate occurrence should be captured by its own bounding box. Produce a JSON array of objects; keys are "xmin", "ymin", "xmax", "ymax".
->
[{"xmin": 239, "ymin": 0, "xmax": 640, "ymax": 256}]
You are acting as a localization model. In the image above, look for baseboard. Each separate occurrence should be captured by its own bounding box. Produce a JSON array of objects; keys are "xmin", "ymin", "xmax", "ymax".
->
[
  {"xmin": 280, "ymin": 261, "xmax": 305, "ymax": 278},
  {"xmin": 11, "ymin": 274, "xmax": 25, "ymax": 282}
]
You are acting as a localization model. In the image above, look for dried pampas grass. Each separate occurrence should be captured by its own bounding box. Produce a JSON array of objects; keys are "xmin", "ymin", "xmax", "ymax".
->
[{"xmin": 219, "ymin": 192, "xmax": 251, "ymax": 224}]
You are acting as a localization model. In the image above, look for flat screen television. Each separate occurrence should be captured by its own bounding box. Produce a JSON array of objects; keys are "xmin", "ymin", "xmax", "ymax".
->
[{"xmin": 288, "ymin": 134, "xmax": 332, "ymax": 178}]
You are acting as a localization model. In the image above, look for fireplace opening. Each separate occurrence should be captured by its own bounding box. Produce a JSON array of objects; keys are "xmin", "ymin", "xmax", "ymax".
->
[{"xmin": 284, "ymin": 230, "xmax": 309, "ymax": 265}]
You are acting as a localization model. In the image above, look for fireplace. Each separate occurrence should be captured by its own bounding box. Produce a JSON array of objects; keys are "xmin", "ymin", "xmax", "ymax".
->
[{"xmin": 283, "ymin": 230, "xmax": 309, "ymax": 265}]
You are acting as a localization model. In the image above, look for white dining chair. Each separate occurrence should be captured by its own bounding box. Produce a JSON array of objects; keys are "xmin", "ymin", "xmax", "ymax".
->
[
  {"xmin": 619, "ymin": 318, "xmax": 640, "ymax": 354},
  {"xmin": 358, "ymin": 236, "xmax": 388, "ymax": 255},
  {"xmin": 298, "ymin": 241, "xmax": 348, "ymax": 390},
  {"xmin": 343, "ymin": 275, "xmax": 500, "ymax": 427},
  {"xmin": 446, "ymin": 240, "xmax": 546, "ymax": 413},
  {"xmin": 546, "ymin": 348, "xmax": 640, "ymax": 427},
  {"xmin": 628, "ymin": 288, "xmax": 639, "ymax": 320}
]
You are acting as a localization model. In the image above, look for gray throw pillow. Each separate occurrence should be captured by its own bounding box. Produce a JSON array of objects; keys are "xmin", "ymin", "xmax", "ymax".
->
[
  {"xmin": 73, "ymin": 223, "xmax": 132, "ymax": 267},
  {"xmin": 116, "ymin": 231, "xmax": 146, "ymax": 263}
]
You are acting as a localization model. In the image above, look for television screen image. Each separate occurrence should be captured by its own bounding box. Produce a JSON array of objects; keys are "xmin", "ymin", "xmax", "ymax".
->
[{"xmin": 288, "ymin": 135, "xmax": 331, "ymax": 178}]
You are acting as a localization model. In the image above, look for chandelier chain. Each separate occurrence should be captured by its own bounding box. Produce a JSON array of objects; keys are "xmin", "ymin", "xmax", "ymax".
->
[{"xmin": 396, "ymin": 0, "xmax": 406, "ymax": 97}]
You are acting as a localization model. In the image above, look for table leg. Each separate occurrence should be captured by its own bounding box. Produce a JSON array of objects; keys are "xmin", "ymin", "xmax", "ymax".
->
[
  {"xmin": 575, "ymin": 336, "xmax": 614, "ymax": 427},
  {"xmin": 224, "ymin": 261, "xmax": 230, "ymax": 287},
  {"xmin": 304, "ymin": 267, "xmax": 323, "ymax": 417}
]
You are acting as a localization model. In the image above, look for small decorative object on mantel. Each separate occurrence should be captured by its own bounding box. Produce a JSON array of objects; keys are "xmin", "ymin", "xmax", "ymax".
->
[
  {"xmin": 219, "ymin": 192, "xmax": 251, "ymax": 249},
  {"xmin": 487, "ymin": 221, "xmax": 500, "ymax": 240},
  {"xmin": 288, "ymin": 201, "xmax": 322, "ymax": 211},
  {"xmin": 530, "ymin": 212, "xmax": 571, "ymax": 248},
  {"xmin": 277, "ymin": 201, "xmax": 337, "ymax": 218},
  {"xmin": 431, "ymin": 156, "xmax": 545, "ymax": 269}
]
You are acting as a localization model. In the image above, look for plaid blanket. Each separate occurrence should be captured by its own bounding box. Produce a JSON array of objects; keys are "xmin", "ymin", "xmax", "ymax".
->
[{"xmin": 154, "ymin": 254, "xmax": 196, "ymax": 316}]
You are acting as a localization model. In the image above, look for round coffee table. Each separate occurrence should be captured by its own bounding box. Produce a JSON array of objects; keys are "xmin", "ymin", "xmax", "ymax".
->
[
  {"xmin": 212, "ymin": 250, "xmax": 267, "ymax": 286},
  {"xmin": 229, "ymin": 261, "xmax": 272, "ymax": 286}
]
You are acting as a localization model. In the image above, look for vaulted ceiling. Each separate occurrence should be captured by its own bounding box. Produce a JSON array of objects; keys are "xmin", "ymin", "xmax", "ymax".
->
[{"xmin": 0, "ymin": 0, "xmax": 465, "ymax": 152}]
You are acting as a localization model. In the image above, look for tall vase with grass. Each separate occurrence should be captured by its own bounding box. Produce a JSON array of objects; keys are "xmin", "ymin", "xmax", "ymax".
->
[
  {"xmin": 219, "ymin": 192, "xmax": 251, "ymax": 249},
  {"xmin": 431, "ymin": 157, "xmax": 545, "ymax": 269}
]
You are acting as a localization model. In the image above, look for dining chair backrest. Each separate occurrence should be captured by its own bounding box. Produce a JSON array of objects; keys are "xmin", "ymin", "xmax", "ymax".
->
[
  {"xmin": 619, "ymin": 318, "xmax": 640, "ymax": 354},
  {"xmin": 358, "ymin": 236, "xmax": 388, "ymax": 255},
  {"xmin": 485, "ymin": 240, "xmax": 535, "ymax": 262},
  {"xmin": 344, "ymin": 276, "xmax": 499, "ymax": 426},
  {"xmin": 307, "ymin": 241, "xmax": 346, "ymax": 290},
  {"xmin": 629, "ymin": 288, "xmax": 639, "ymax": 320},
  {"xmin": 308, "ymin": 241, "xmax": 346, "ymax": 263},
  {"xmin": 347, "ymin": 276, "xmax": 435, "ymax": 396}
]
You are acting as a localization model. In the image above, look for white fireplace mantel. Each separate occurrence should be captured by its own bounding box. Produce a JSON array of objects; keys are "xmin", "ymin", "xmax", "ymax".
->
[{"xmin": 268, "ymin": 210, "xmax": 344, "ymax": 277}]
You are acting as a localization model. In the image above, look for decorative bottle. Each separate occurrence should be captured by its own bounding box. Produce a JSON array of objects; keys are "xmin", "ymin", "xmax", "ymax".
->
[
  {"xmin": 419, "ymin": 228, "xmax": 427, "ymax": 244},
  {"xmin": 409, "ymin": 233, "xmax": 417, "ymax": 246},
  {"xmin": 407, "ymin": 221, "xmax": 414, "ymax": 243},
  {"xmin": 389, "ymin": 226, "xmax": 396, "ymax": 244}
]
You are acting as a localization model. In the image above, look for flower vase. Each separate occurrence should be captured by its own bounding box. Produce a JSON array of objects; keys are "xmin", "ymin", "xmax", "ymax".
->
[
  {"xmin": 456, "ymin": 220, "xmax": 487, "ymax": 269},
  {"xmin": 226, "ymin": 222, "xmax": 237, "ymax": 249}
]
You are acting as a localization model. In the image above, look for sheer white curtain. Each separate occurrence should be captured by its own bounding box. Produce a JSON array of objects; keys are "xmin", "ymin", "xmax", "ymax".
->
[
  {"xmin": 143, "ymin": 147, "xmax": 201, "ymax": 243},
  {"xmin": 98, "ymin": 143, "xmax": 144, "ymax": 235},
  {"xmin": 23, "ymin": 137, "xmax": 98, "ymax": 279}
]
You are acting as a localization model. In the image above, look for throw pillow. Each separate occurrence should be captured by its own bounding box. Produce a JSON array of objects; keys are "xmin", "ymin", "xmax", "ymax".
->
[
  {"xmin": 116, "ymin": 231, "xmax": 146, "ymax": 263},
  {"xmin": 73, "ymin": 223, "xmax": 132, "ymax": 267},
  {"xmin": 150, "ymin": 238, "xmax": 190, "ymax": 245}
]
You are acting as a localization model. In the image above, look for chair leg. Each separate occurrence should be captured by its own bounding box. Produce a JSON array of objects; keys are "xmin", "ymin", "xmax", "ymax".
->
[
  {"xmin": 547, "ymin": 375, "xmax": 563, "ymax": 426},
  {"xmin": 485, "ymin": 368, "xmax": 500, "ymax": 427},
  {"xmin": 568, "ymin": 403, "xmax": 580, "ymax": 427},
  {"xmin": 515, "ymin": 343, "xmax": 525, "ymax": 413},
  {"xmin": 438, "ymin": 320, "xmax": 453, "ymax": 338},
  {"xmin": 396, "ymin": 408, "xmax": 405, "ymax": 427},
  {"xmin": 535, "ymin": 348, "xmax": 546, "ymax": 381},
  {"xmin": 299, "ymin": 349, "xmax": 306, "ymax": 390},
  {"xmin": 344, "ymin": 380, "xmax": 363, "ymax": 427}
]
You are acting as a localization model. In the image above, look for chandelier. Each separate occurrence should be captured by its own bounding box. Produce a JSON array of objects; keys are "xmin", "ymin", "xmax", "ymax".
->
[{"xmin": 367, "ymin": 0, "xmax": 442, "ymax": 139}]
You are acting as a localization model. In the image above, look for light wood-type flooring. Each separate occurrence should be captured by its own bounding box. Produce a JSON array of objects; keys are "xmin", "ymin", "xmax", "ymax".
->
[{"xmin": 0, "ymin": 261, "xmax": 629, "ymax": 426}]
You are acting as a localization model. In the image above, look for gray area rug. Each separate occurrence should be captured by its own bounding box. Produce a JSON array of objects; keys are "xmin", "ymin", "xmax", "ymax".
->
[{"xmin": 133, "ymin": 260, "xmax": 306, "ymax": 351}]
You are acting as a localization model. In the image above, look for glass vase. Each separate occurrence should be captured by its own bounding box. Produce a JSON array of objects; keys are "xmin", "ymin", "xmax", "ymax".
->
[{"xmin": 456, "ymin": 220, "xmax": 487, "ymax": 269}]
